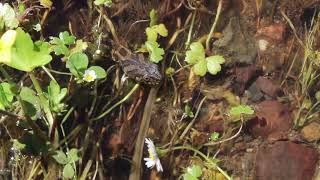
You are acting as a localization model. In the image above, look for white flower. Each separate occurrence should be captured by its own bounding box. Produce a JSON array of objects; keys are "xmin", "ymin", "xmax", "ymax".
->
[
  {"xmin": 144, "ymin": 138, "xmax": 163, "ymax": 172},
  {"xmin": 83, "ymin": 69, "xmax": 97, "ymax": 82}
]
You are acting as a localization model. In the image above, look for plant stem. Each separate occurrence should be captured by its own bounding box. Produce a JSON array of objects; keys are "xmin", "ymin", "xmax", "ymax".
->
[
  {"xmin": 185, "ymin": 12, "xmax": 196, "ymax": 49},
  {"xmin": 206, "ymin": 0, "xmax": 222, "ymax": 50},
  {"xmin": 29, "ymin": 72, "xmax": 55, "ymax": 137},
  {"xmin": 168, "ymin": 146, "xmax": 232, "ymax": 180},
  {"xmin": 91, "ymin": 83, "xmax": 140, "ymax": 121}
]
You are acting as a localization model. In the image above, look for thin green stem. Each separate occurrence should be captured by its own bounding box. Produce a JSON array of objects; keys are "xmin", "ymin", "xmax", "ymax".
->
[
  {"xmin": 206, "ymin": 0, "xmax": 222, "ymax": 50},
  {"xmin": 29, "ymin": 72, "xmax": 54, "ymax": 136},
  {"xmin": 91, "ymin": 83, "xmax": 140, "ymax": 121},
  {"xmin": 185, "ymin": 12, "xmax": 196, "ymax": 49},
  {"xmin": 168, "ymin": 146, "xmax": 231, "ymax": 180}
]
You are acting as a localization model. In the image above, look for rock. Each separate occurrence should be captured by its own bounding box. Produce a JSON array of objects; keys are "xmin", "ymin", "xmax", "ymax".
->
[
  {"xmin": 255, "ymin": 141, "xmax": 318, "ymax": 180},
  {"xmin": 247, "ymin": 100, "xmax": 292, "ymax": 138},
  {"xmin": 301, "ymin": 122, "xmax": 320, "ymax": 142}
]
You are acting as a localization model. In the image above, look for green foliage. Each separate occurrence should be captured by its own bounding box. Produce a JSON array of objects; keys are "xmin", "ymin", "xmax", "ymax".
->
[
  {"xmin": 230, "ymin": 105, "xmax": 254, "ymax": 116},
  {"xmin": 0, "ymin": 82, "xmax": 14, "ymax": 110},
  {"xmin": 210, "ymin": 132, "xmax": 220, "ymax": 141},
  {"xmin": 141, "ymin": 10, "xmax": 168, "ymax": 63},
  {"xmin": 183, "ymin": 165, "xmax": 202, "ymax": 180},
  {"xmin": 45, "ymin": 81, "xmax": 67, "ymax": 113},
  {"xmin": 66, "ymin": 52, "xmax": 106, "ymax": 82},
  {"xmin": 184, "ymin": 105, "xmax": 194, "ymax": 118},
  {"xmin": 0, "ymin": 29, "xmax": 16, "ymax": 63},
  {"xmin": 20, "ymin": 87, "xmax": 41, "ymax": 120},
  {"xmin": 145, "ymin": 41, "xmax": 165, "ymax": 63},
  {"xmin": 0, "ymin": 3, "xmax": 19, "ymax": 30},
  {"xmin": 185, "ymin": 42, "xmax": 225, "ymax": 76},
  {"xmin": 33, "ymin": 23, "xmax": 41, "ymax": 32},
  {"xmin": 87, "ymin": 66, "xmax": 107, "ymax": 79},
  {"xmin": 94, "ymin": 0, "xmax": 112, "ymax": 6},
  {"xmin": 316, "ymin": 91, "xmax": 320, "ymax": 101},
  {"xmin": 66, "ymin": 52, "xmax": 88, "ymax": 78},
  {"xmin": 50, "ymin": 31, "xmax": 76, "ymax": 56},
  {"xmin": 40, "ymin": 0, "xmax": 53, "ymax": 8},
  {"xmin": 14, "ymin": 132, "xmax": 50, "ymax": 156},
  {"xmin": 53, "ymin": 148, "xmax": 80, "ymax": 179},
  {"xmin": 3, "ymin": 28, "xmax": 52, "ymax": 72},
  {"xmin": 149, "ymin": 9, "xmax": 157, "ymax": 26}
]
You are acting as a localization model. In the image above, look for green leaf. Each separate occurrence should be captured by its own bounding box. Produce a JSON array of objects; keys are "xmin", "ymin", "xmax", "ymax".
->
[
  {"xmin": 185, "ymin": 42, "xmax": 205, "ymax": 65},
  {"xmin": 210, "ymin": 132, "xmax": 220, "ymax": 141},
  {"xmin": 315, "ymin": 91, "xmax": 320, "ymax": 101},
  {"xmin": 47, "ymin": 81, "xmax": 67, "ymax": 113},
  {"xmin": 206, "ymin": 55, "xmax": 225, "ymax": 75},
  {"xmin": 63, "ymin": 164, "xmax": 75, "ymax": 179},
  {"xmin": 145, "ymin": 41, "xmax": 164, "ymax": 63},
  {"xmin": 53, "ymin": 150, "xmax": 69, "ymax": 165},
  {"xmin": 8, "ymin": 28, "xmax": 52, "ymax": 72},
  {"xmin": 0, "ymin": 82, "xmax": 14, "ymax": 110},
  {"xmin": 20, "ymin": 87, "xmax": 41, "ymax": 120},
  {"xmin": 12, "ymin": 139, "xmax": 26, "ymax": 150},
  {"xmin": 66, "ymin": 52, "xmax": 89, "ymax": 77},
  {"xmin": 146, "ymin": 27, "xmax": 158, "ymax": 42},
  {"xmin": 230, "ymin": 105, "xmax": 254, "ymax": 116},
  {"xmin": 0, "ymin": 29, "xmax": 17, "ymax": 63},
  {"xmin": 67, "ymin": 148, "xmax": 80, "ymax": 162},
  {"xmin": 94, "ymin": 0, "xmax": 112, "ymax": 6},
  {"xmin": 192, "ymin": 59, "xmax": 207, "ymax": 76},
  {"xmin": 184, "ymin": 105, "xmax": 194, "ymax": 118},
  {"xmin": 69, "ymin": 40, "xmax": 88, "ymax": 56},
  {"xmin": 88, "ymin": 66, "xmax": 106, "ymax": 79},
  {"xmin": 183, "ymin": 165, "xmax": 202, "ymax": 180},
  {"xmin": 40, "ymin": 0, "xmax": 53, "ymax": 8},
  {"xmin": 149, "ymin": 9, "xmax": 157, "ymax": 27},
  {"xmin": 59, "ymin": 31, "xmax": 75, "ymax": 45},
  {"xmin": 153, "ymin": 24, "xmax": 168, "ymax": 37},
  {"xmin": 0, "ymin": 3, "xmax": 19, "ymax": 29}
]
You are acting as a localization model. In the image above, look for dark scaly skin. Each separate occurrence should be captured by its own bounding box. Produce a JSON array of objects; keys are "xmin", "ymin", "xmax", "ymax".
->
[{"xmin": 113, "ymin": 46, "xmax": 162, "ymax": 85}]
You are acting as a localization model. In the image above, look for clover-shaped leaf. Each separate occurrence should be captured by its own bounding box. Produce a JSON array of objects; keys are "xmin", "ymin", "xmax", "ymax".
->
[
  {"xmin": 185, "ymin": 42, "xmax": 205, "ymax": 65},
  {"xmin": 192, "ymin": 59, "xmax": 207, "ymax": 76},
  {"xmin": 66, "ymin": 52, "xmax": 88, "ymax": 77},
  {"xmin": 206, "ymin": 55, "xmax": 225, "ymax": 75},
  {"xmin": 145, "ymin": 41, "xmax": 164, "ymax": 63},
  {"xmin": 146, "ymin": 24, "xmax": 168, "ymax": 42}
]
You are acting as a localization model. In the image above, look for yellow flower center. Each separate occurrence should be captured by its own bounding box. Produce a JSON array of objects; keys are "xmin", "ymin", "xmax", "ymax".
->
[{"xmin": 148, "ymin": 149, "xmax": 155, "ymax": 161}]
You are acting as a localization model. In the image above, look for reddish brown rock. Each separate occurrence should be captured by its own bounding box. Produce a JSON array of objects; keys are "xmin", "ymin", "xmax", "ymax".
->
[
  {"xmin": 255, "ymin": 141, "xmax": 318, "ymax": 180},
  {"xmin": 247, "ymin": 100, "xmax": 292, "ymax": 138}
]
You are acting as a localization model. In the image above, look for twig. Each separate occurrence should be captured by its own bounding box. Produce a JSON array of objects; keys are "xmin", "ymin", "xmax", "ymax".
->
[{"xmin": 206, "ymin": 0, "xmax": 222, "ymax": 50}]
